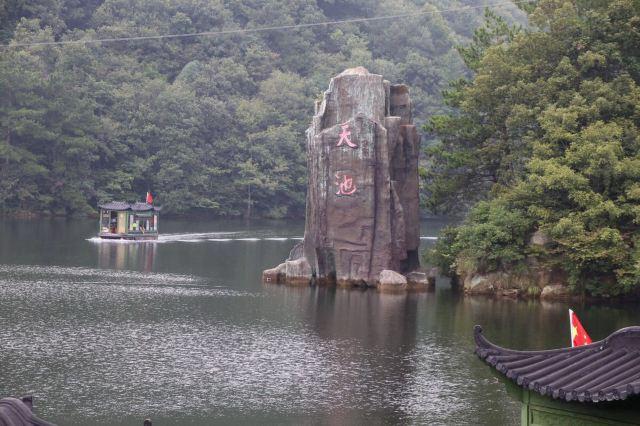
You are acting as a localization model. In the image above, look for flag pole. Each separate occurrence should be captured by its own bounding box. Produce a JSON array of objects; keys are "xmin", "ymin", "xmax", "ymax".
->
[{"xmin": 569, "ymin": 308, "xmax": 574, "ymax": 348}]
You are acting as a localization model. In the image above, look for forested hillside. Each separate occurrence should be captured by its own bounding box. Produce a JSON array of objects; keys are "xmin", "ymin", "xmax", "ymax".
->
[
  {"xmin": 0, "ymin": 0, "xmax": 523, "ymax": 217},
  {"xmin": 426, "ymin": 0, "xmax": 640, "ymax": 297}
]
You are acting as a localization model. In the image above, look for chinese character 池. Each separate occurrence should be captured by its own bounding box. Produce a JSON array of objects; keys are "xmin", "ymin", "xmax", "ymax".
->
[
  {"xmin": 336, "ymin": 124, "xmax": 357, "ymax": 148},
  {"xmin": 335, "ymin": 172, "xmax": 357, "ymax": 196}
]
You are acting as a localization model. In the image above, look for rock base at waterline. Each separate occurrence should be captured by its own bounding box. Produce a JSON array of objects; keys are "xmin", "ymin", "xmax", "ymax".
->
[
  {"xmin": 460, "ymin": 266, "xmax": 574, "ymax": 300},
  {"xmin": 264, "ymin": 264, "xmax": 436, "ymax": 293}
]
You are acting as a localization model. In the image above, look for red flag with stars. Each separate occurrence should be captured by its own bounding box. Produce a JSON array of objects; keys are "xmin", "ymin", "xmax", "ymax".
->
[
  {"xmin": 146, "ymin": 191, "xmax": 153, "ymax": 204},
  {"xmin": 569, "ymin": 309, "xmax": 592, "ymax": 347}
]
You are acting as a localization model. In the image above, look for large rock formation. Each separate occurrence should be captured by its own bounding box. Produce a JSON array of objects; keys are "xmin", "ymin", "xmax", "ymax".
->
[{"xmin": 264, "ymin": 67, "xmax": 421, "ymax": 288}]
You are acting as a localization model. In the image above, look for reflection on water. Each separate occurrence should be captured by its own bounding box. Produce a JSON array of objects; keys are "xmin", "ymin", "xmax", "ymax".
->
[
  {"xmin": 0, "ymin": 218, "xmax": 639, "ymax": 425},
  {"xmin": 97, "ymin": 241, "xmax": 157, "ymax": 272}
]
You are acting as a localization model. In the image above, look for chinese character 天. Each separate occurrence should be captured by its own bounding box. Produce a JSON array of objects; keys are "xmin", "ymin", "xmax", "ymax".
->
[{"xmin": 336, "ymin": 124, "xmax": 358, "ymax": 148}]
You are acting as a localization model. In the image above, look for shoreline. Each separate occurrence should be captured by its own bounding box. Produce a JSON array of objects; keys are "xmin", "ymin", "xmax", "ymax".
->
[{"xmin": 449, "ymin": 273, "xmax": 640, "ymax": 303}]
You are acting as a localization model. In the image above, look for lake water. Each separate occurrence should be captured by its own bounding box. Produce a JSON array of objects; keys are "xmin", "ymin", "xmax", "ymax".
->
[{"xmin": 1, "ymin": 218, "xmax": 639, "ymax": 425}]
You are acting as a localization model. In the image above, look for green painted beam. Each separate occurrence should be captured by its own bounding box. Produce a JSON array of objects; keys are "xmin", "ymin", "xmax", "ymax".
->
[{"xmin": 495, "ymin": 370, "xmax": 640, "ymax": 425}]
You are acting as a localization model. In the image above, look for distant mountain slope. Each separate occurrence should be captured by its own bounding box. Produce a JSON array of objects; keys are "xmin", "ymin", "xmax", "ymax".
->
[{"xmin": 0, "ymin": 0, "xmax": 525, "ymax": 217}]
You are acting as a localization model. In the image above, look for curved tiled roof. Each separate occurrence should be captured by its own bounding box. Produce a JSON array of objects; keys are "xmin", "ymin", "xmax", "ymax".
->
[
  {"xmin": 131, "ymin": 202, "xmax": 160, "ymax": 211},
  {"xmin": 98, "ymin": 201, "xmax": 160, "ymax": 211},
  {"xmin": 474, "ymin": 325, "xmax": 640, "ymax": 403},
  {"xmin": 98, "ymin": 201, "xmax": 131, "ymax": 211},
  {"xmin": 0, "ymin": 396, "xmax": 55, "ymax": 425}
]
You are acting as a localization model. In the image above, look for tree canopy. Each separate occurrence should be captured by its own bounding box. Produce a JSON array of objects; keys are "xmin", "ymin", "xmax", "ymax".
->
[
  {"xmin": 426, "ymin": 0, "xmax": 640, "ymax": 296},
  {"xmin": 0, "ymin": 0, "xmax": 525, "ymax": 217}
]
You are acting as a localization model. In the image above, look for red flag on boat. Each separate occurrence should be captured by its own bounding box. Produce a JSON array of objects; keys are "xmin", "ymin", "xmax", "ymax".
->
[
  {"xmin": 146, "ymin": 191, "xmax": 153, "ymax": 204},
  {"xmin": 569, "ymin": 309, "xmax": 592, "ymax": 347}
]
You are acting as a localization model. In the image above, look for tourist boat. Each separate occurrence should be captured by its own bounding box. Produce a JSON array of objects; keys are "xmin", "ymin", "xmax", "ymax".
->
[{"xmin": 98, "ymin": 201, "xmax": 161, "ymax": 240}]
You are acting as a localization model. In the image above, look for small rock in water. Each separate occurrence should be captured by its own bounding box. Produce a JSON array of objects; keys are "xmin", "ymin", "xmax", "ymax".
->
[
  {"xmin": 378, "ymin": 270, "xmax": 408, "ymax": 293},
  {"xmin": 262, "ymin": 263, "xmax": 286, "ymax": 284},
  {"xmin": 406, "ymin": 271, "xmax": 433, "ymax": 291}
]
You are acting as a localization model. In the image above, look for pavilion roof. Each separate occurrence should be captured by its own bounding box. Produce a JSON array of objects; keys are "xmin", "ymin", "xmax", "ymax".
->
[
  {"xmin": 98, "ymin": 201, "xmax": 161, "ymax": 211},
  {"xmin": 474, "ymin": 325, "xmax": 640, "ymax": 403}
]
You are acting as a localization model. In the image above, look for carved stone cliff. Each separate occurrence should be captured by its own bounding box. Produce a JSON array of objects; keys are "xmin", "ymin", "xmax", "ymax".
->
[{"xmin": 263, "ymin": 67, "xmax": 422, "ymax": 289}]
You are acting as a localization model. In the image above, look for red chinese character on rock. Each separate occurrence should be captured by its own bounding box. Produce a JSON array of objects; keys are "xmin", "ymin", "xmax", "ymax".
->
[
  {"xmin": 335, "ymin": 172, "xmax": 357, "ymax": 196},
  {"xmin": 336, "ymin": 124, "xmax": 357, "ymax": 148}
]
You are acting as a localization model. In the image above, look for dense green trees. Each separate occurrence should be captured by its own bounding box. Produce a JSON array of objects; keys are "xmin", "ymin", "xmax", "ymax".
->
[
  {"xmin": 0, "ymin": 0, "xmax": 524, "ymax": 216},
  {"xmin": 426, "ymin": 0, "xmax": 640, "ymax": 296}
]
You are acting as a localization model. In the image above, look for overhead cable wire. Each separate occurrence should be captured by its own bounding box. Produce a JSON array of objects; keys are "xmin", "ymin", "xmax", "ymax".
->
[{"xmin": 1, "ymin": 0, "xmax": 532, "ymax": 49}]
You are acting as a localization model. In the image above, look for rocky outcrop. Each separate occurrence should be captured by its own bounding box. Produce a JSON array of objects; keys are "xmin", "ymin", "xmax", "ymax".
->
[
  {"xmin": 456, "ymin": 227, "xmax": 577, "ymax": 299},
  {"xmin": 461, "ymin": 263, "xmax": 570, "ymax": 299},
  {"xmin": 464, "ymin": 273, "xmax": 502, "ymax": 295},
  {"xmin": 529, "ymin": 230, "xmax": 551, "ymax": 247},
  {"xmin": 540, "ymin": 284, "xmax": 571, "ymax": 300},
  {"xmin": 264, "ymin": 67, "xmax": 421, "ymax": 288}
]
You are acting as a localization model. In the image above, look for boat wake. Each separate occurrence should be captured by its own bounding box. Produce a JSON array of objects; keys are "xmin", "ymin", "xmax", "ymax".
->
[
  {"xmin": 87, "ymin": 232, "xmax": 438, "ymax": 244},
  {"xmin": 86, "ymin": 231, "xmax": 305, "ymax": 244}
]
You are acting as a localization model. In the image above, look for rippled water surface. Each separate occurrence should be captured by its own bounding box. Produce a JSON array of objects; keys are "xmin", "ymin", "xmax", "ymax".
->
[{"xmin": 1, "ymin": 218, "xmax": 639, "ymax": 425}]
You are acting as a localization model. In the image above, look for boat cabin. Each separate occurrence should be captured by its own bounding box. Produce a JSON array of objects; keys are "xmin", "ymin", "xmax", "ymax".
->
[{"xmin": 98, "ymin": 201, "xmax": 161, "ymax": 240}]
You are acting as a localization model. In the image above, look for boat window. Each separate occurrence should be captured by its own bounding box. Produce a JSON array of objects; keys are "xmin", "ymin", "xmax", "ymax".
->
[
  {"xmin": 100, "ymin": 210, "xmax": 111, "ymax": 232},
  {"xmin": 130, "ymin": 214, "xmax": 154, "ymax": 232}
]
